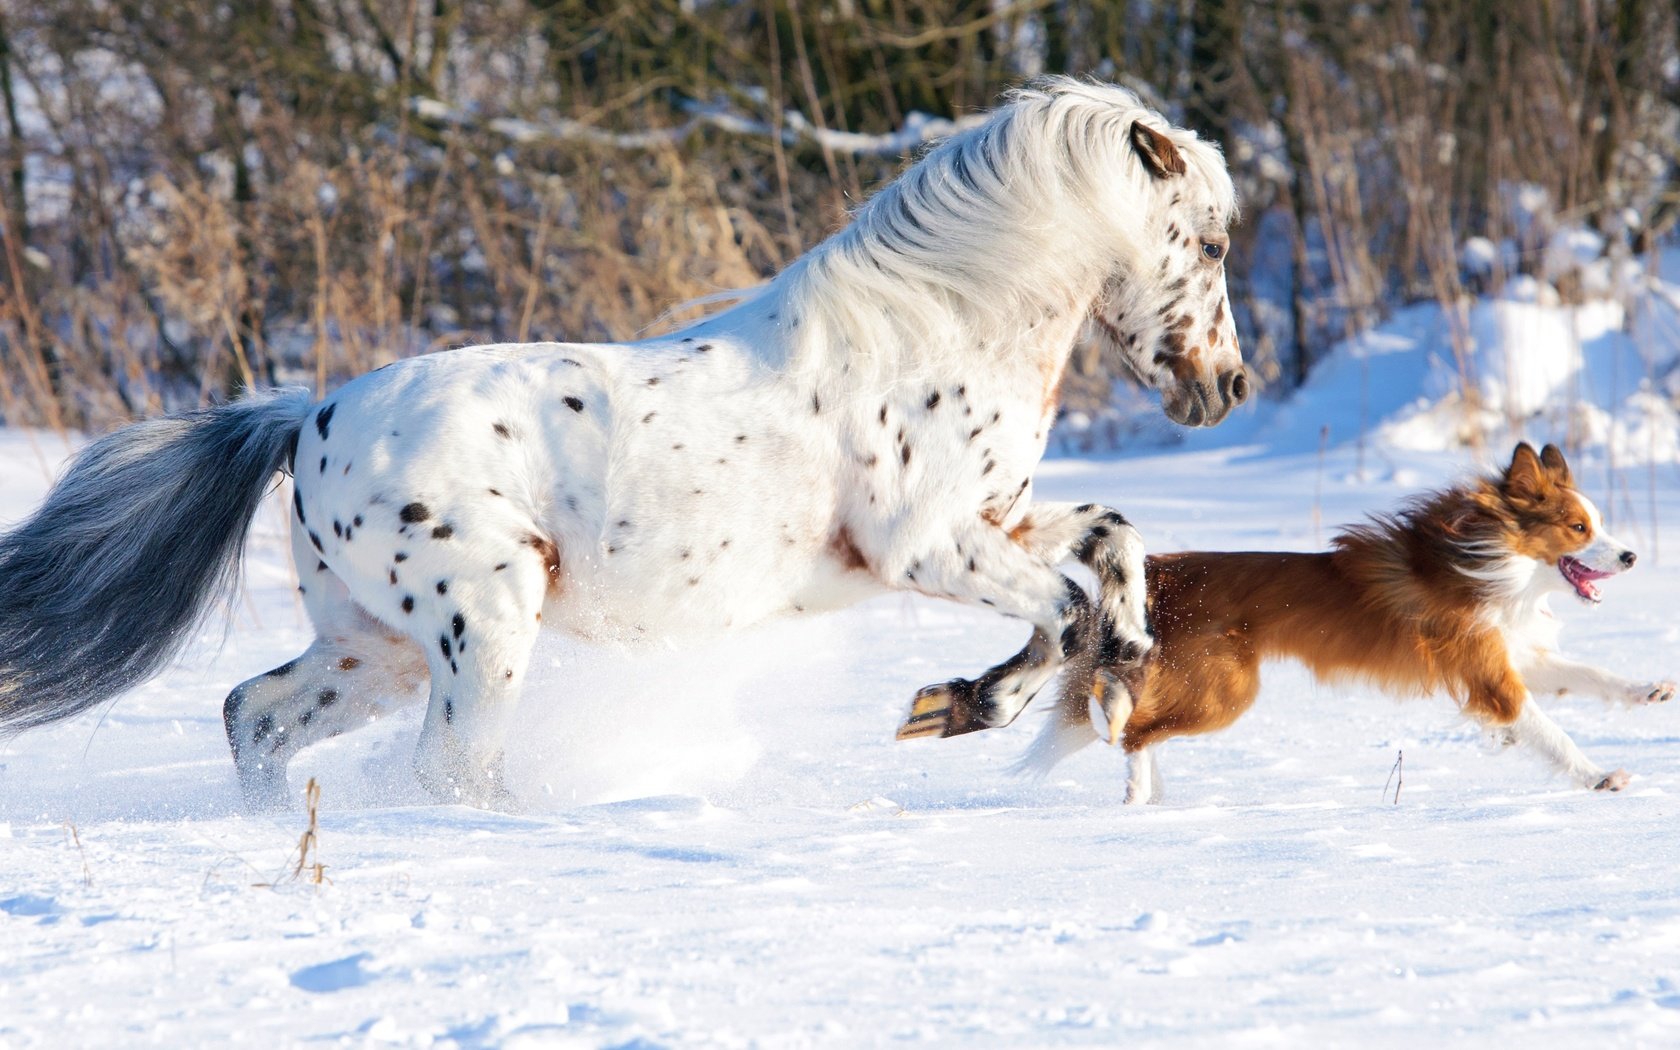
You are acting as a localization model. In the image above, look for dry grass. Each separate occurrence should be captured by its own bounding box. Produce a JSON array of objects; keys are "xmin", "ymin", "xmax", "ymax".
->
[
  {"xmin": 0, "ymin": 1, "xmax": 1674, "ymax": 433},
  {"xmin": 61, "ymin": 820, "xmax": 92, "ymax": 888},
  {"xmin": 286, "ymin": 777, "xmax": 329, "ymax": 887}
]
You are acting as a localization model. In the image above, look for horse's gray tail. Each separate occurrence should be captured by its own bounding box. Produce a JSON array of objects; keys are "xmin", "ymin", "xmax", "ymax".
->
[{"xmin": 0, "ymin": 388, "xmax": 315, "ymax": 731}]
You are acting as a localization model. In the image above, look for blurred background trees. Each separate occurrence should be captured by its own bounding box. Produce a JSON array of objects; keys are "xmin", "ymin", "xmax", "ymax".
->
[{"xmin": 0, "ymin": 0, "xmax": 1676, "ymax": 432}]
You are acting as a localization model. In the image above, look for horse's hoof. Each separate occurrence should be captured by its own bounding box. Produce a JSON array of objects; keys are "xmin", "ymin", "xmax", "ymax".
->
[
  {"xmin": 413, "ymin": 756, "xmax": 516, "ymax": 810},
  {"xmin": 235, "ymin": 765, "xmax": 291, "ymax": 813},
  {"xmin": 896, "ymin": 683, "xmax": 956, "ymax": 739},
  {"xmin": 895, "ymin": 680, "xmax": 988, "ymax": 739},
  {"xmin": 1594, "ymin": 769, "xmax": 1631, "ymax": 792}
]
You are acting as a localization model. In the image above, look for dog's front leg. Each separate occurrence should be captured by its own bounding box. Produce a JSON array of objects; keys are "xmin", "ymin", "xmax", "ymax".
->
[
  {"xmin": 1522, "ymin": 652, "xmax": 1676, "ymax": 708},
  {"xmin": 1506, "ymin": 698, "xmax": 1628, "ymax": 791}
]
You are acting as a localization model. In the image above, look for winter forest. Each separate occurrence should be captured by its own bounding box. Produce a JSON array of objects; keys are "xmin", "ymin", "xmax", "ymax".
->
[
  {"xmin": 6, "ymin": 2, "xmax": 1680, "ymax": 1047},
  {"xmin": 3, "ymin": 1, "xmax": 1678, "ymax": 437}
]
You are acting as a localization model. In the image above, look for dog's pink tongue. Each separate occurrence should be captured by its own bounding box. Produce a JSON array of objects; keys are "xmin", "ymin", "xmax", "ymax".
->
[{"xmin": 1561, "ymin": 558, "xmax": 1608, "ymax": 602}]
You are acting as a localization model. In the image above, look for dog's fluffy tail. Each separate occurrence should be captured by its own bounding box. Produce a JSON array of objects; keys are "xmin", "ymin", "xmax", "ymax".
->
[
  {"xmin": 1011, "ymin": 702, "xmax": 1101, "ymax": 778},
  {"xmin": 0, "ymin": 388, "xmax": 314, "ymax": 731}
]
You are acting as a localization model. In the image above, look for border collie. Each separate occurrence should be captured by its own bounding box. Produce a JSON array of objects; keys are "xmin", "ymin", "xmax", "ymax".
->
[{"xmin": 1025, "ymin": 443, "xmax": 1673, "ymax": 803}]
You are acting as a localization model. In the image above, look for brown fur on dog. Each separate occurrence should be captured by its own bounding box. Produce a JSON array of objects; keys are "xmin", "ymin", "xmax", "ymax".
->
[{"xmin": 1089, "ymin": 443, "xmax": 1606, "ymax": 754}]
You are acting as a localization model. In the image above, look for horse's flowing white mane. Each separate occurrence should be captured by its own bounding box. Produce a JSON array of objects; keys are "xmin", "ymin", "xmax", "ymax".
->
[{"xmin": 687, "ymin": 77, "xmax": 1236, "ymax": 392}]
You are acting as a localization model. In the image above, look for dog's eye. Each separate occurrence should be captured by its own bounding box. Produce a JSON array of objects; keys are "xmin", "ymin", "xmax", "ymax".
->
[
  {"xmin": 1201, "ymin": 242, "xmax": 1224, "ymax": 262},
  {"xmin": 1572, "ymin": 522, "xmax": 1587, "ymax": 533}
]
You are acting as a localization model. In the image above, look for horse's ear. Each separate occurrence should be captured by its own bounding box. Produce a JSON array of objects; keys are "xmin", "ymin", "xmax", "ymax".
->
[
  {"xmin": 1539, "ymin": 443, "xmax": 1572, "ymax": 485},
  {"xmin": 1129, "ymin": 121, "xmax": 1186, "ymax": 180}
]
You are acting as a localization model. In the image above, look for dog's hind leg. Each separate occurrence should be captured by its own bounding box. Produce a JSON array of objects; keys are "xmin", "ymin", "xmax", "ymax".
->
[
  {"xmin": 1505, "ymin": 697, "xmax": 1627, "ymax": 791},
  {"xmin": 1124, "ymin": 744, "xmax": 1158, "ymax": 805}
]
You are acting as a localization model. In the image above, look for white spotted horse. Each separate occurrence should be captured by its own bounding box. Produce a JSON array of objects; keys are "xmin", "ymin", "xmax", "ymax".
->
[{"xmin": 0, "ymin": 78, "xmax": 1244, "ymax": 809}]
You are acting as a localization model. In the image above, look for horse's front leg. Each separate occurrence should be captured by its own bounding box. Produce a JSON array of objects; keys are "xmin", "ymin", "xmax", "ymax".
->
[
  {"xmin": 1006, "ymin": 501, "xmax": 1152, "ymax": 667},
  {"xmin": 990, "ymin": 501, "xmax": 1154, "ymax": 742},
  {"xmin": 893, "ymin": 522, "xmax": 1104, "ymax": 739}
]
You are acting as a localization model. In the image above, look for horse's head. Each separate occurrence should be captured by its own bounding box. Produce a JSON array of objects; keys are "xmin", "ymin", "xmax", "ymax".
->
[{"xmin": 1087, "ymin": 119, "xmax": 1246, "ymax": 428}]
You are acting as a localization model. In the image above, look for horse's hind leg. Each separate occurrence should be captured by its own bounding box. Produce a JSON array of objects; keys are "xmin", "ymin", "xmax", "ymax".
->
[
  {"xmin": 224, "ymin": 526, "xmax": 428, "ymax": 808},
  {"xmin": 407, "ymin": 556, "xmax": 550, "ymax": 809},
  {"xmin": 224, "ymin": 628, "xmax": 426, "ymax": 808}
]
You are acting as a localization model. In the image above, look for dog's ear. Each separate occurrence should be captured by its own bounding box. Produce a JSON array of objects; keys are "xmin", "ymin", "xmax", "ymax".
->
[
  {"xmin": 1540, "ymin": 443, "xmax": 1572, "ymax": 485},
  {"xmin": 1129, "ymin": 121, "xmax": 1186, "ymax": 180},
  {"xmin": 1505, "ymin": 442, "xmax": 1547, "ymax": 502}
]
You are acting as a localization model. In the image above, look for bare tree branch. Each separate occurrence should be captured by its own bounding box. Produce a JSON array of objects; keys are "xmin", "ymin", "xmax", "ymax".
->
[{"xmin": 407, "ymin": 95, "xmax": 989, "ymax": 158}]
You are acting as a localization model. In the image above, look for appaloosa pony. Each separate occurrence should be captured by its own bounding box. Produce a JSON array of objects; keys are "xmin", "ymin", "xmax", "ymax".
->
[{"xmin": 0, "ymin": 78, "xmax": 1244, "ymax": 808}]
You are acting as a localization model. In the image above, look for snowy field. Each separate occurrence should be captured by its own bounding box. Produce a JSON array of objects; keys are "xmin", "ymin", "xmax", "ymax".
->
[{"xmin": 5, "ymin": 418, "xmax": 1680, "ymax": 1048}]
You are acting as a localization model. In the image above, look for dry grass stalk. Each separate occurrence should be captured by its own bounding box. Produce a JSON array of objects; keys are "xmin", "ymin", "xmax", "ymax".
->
[
  {"xmin": 286, "ymin": 777, "xmax": 330, "ymax": 887},
  {"xmin": 61, "ymin": 820, "xmax": 92, "ymax": 887}
]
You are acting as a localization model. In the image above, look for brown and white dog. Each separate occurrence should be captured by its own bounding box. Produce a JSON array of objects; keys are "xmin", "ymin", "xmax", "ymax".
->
[{"xmin": 1024, "ymin": 443, "xmax": 1675, "ymax": 803}]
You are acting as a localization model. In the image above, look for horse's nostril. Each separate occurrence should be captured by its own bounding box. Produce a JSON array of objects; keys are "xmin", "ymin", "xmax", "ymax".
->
[
  {"xmin": 1621, "ymin": 550, "xmax": 1637, "ymax": 568},
  {"xmin": 1216, "ymin": 370, "xmax": 1248, "ymax": 407}
]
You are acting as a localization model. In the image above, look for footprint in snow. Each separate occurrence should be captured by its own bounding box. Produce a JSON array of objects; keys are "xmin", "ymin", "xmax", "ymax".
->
[
  {"xmin": 0, "ymin": 894, "xmax": 60, "ymax": 918},
  {"xmin": 290, "ymin": 952, "xmax": 378, "ymax": 993}
]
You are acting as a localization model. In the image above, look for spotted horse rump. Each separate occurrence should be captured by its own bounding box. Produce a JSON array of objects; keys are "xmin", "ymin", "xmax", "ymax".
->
[{"xmin": 0, "ymin": 77, "xmax": 1245, "ymax": 809}]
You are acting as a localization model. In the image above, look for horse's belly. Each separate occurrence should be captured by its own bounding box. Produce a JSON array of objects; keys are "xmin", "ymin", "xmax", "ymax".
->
[{"xmin": 540, "ymin": 504, "xmax": 880, "ymax": 642}]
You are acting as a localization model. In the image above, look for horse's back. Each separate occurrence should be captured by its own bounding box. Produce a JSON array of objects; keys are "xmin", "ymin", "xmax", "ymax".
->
[{"xmin": 293, "ymin": 338, "xmax": 858, "ymax": 642}]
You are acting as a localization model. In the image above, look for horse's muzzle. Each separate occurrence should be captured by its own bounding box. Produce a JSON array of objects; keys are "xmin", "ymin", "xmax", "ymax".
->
[{"xmin": 1165, "ymin": 368, "xmax": 1248, "ymax": 428}]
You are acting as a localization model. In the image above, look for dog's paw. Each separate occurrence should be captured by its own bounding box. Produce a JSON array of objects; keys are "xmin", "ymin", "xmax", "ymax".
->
[
  {"xmin": 1638, "ymin": 681, "xmax": 1676, "ymax": 705},
  {"xmin": 1593, "ymin": 769, "xmax": 1631, "ymax": 792}
]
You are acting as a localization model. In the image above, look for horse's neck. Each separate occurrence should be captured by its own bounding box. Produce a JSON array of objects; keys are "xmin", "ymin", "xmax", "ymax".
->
[{"xmin": 796, "ymin": 257, "xmax": 1100, "ymax": 383}]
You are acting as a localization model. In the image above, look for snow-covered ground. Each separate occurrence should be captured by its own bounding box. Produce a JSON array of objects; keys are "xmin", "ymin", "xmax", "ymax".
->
[{"xmin": 5, "ymin": 418, "xmax": 1680, "ymax": 1047}]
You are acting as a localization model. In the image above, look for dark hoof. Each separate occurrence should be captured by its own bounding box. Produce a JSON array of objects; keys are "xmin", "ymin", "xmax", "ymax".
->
[
  {"xmin": 1594, "ymin": 769, "xmax": 1631, "ymax": 792},
  {"xmin": 895, "ymin": 680, "xmax": 990, "ymax": 739}
]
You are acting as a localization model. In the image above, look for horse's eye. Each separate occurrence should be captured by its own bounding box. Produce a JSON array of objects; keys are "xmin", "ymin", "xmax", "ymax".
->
[
  {"xmin": 1572, "ymin": 522, "xmax": 1587, "ymax": 533},
  {"xmin": 1201, "ymin": 242, "xmax": 1224, "ymax": 261}
]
